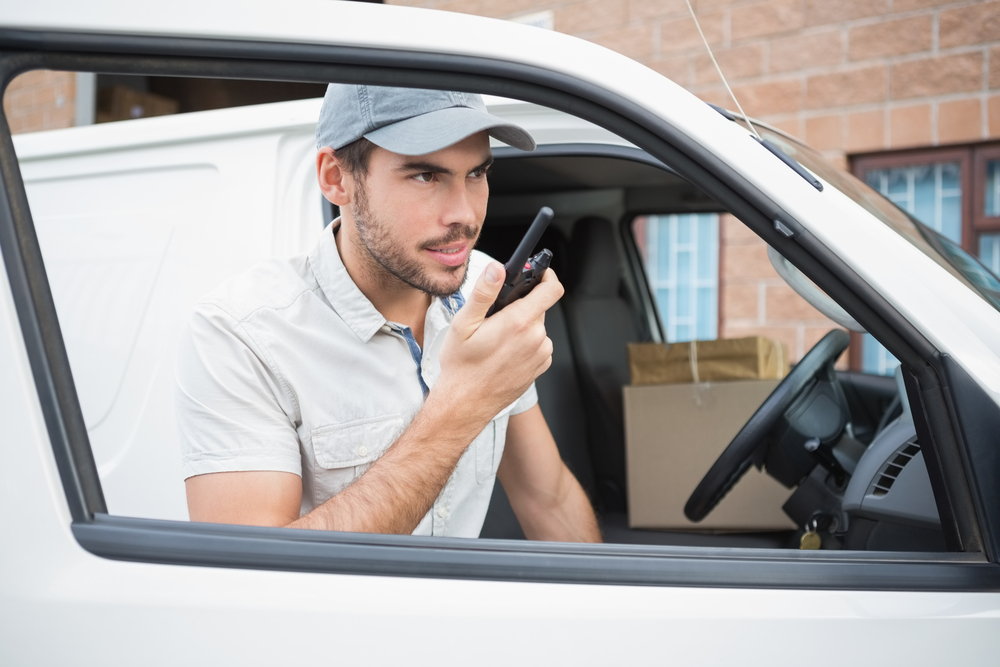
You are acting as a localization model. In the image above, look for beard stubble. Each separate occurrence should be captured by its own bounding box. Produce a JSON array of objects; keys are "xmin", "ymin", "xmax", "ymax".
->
[{"xmin": 350, "ymin": 180, "xmax": 480, "ymax": 298}]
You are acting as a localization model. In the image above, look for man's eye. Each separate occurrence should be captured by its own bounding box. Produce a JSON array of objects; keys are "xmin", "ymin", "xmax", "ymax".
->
[
  {"xmin": 414, "ymin": 172, "xmax": 434, "ymax": 183},
  {"xmin": 470, "ymin": 167, "xmax": 490, "ymax": 179}
]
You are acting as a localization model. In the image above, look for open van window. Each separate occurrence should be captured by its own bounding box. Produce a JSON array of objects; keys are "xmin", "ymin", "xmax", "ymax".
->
[{"xmin": 8, "ymin": 69, "xmax": 953, "ymax": 556}]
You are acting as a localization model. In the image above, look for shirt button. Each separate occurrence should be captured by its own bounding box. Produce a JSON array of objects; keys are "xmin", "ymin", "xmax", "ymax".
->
[
  {"xmin": 357, "ymin": 445, "xmax": 368, "ymax": 457},
  {"xmin": 437, "ymin": 506, "xmax": 448, "ymax": 518}
]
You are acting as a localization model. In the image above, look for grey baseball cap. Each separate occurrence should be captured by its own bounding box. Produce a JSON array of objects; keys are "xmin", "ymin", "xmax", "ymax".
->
[{"xmin": 315, "ymin": 84, "xmax": 535, "ymax": 155}]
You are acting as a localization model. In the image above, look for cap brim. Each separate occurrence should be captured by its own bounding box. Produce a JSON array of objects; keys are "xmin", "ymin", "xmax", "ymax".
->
[{"xmin": 364, "ymin": 106, "xmax": 535, "ymax": 155}]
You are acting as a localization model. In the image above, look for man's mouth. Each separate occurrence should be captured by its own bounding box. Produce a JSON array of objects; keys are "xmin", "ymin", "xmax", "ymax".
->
[{"xmin": 425, "ymin": 243, "xmax": 470, "ymax": 267}]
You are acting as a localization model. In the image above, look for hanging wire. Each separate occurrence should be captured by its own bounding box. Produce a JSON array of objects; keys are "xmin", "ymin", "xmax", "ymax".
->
[{"xmin": 685, "ymin": 0, "xmax": 762, "ymax": 141}]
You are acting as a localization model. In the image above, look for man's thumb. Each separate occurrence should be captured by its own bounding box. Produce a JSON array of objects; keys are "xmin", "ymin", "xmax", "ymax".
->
[{"xmin": 454, "ymin": 261, "xmax": 505, "ymax": 329}]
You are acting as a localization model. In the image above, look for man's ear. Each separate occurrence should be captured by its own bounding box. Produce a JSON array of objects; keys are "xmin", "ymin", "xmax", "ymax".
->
[{"xmin": 317, "ymin": 146, "xmax": 352, "ymax": 207}]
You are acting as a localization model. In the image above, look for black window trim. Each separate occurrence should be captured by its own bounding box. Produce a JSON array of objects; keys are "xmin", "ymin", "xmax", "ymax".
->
[{"xmin": 1, "ymin": 28, "xmax": 996, "ymax": 587}]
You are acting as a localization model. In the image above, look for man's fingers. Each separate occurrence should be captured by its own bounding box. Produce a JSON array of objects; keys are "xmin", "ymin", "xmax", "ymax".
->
[
  {"xmin": 452, "ymin": 261, "xmax": 505, "ymax": 334},
  {"xmin": 503, "ymin": 267, "xmax": 564, "ymax": 320}
]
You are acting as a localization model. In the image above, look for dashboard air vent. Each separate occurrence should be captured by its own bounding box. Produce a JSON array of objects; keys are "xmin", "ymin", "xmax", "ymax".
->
[{"xmin": 871, "ymin": 443, "xmax": 920, "ymax": 497}]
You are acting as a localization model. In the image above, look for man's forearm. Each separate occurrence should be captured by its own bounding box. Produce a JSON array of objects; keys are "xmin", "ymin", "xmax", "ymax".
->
[
  {"xmin": 515, "ymin": 466, "xmax": 602, "ymax": 543},
  {"xmin": 288, "ymin": 390, "xmax": 490, "ymax": 534}
]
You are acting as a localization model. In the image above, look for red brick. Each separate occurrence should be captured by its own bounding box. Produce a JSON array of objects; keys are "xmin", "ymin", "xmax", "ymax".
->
[
  {"xmin": 892, "ymin": 0, "xmax": 947, "ymax": 11},
  {"xmin": 489, "ymin": 0, "xmax": 547, "ymax": 18},
  {"xmin": 694, "ymin": 43, "xmax": 765, "ymax": 85},
  {"xmin": 721, "ymin": 284, "xmax": 759, "ymax": 321},
  {"xmin": 768, "ymin": 117, "xmax": 802, "ymax": 139},
  {"xmin": 824, "ymin": 152, "xmax": 848, "ymax": 171},
  {"xmin": 430, "ymin": 0, "xmax": 486, "ymax": 16},
  {"xmin": 33, "ymin": 82, "xmax": 58, "ymax": 107},
  {"xmin": 723, "ymin": 243, "xmax": 779, "ymax": 281},
  {"xmin": 805, "ymin": 66, "xmax": 887, "ymax": 109},
  {"xmin": 731, "ymin": 0, "xmax": 804, "ymax": 42},
  {"xmin": 848, "ymin": 15, "xmax": 932, "ymax": 62},
  {"xmin": 628, "ymin": 0, "xmax": 687, "ymax": 22},
  {"xmin": 658, "ymin": 11, "xmax": 725, "ymax": 54},
  {"xmin": 590, "ymin": 23, "xmax": 655, "ymax": 60},
  {"xmin": 990, "ymin": 46, "xmax": 1000, "ymax": 90},
  {"xmin": 695, "ymin": 87, "xmax": 732, "ymax": 109},
  {"xmin": 938, "ymin": 98, "xmax": 982, "ymax": 144},
  {"xmin": 4, "ymin": 69, "xmax": 77, "ymax": 135},
  {"xmin": 730, "ymin": 78, "xmax": 802, "ymax": 117},
  {"xmin": 555, "ymin": 0, "xmax": 627, "ymax": 35},
  {"xmin": 769, "ymin": 29, "xmax": 841, "ymax": 74},
  {"xmin": 439, "ymin": 0, "xmax": 542, "ymax": 19},
  {"xmin": 766, "ymin": 284, "xmax": 825, "ymax": 321},
  {"xmin": 939, "ymin": 1, "xmax": 1000, "ymax": 50},
  {"xmin": 805, "ymin": 0, "xmax": 889, "ymax": 27},
  {"xmin": 697, "ymin": 0, "xmax": 744, "ymax": 7},
  {"xmin": 891, "ymin": 53, "xmax": 984, "ymax": 100},
  {"xmin": 720, "ymin": 212, "xmax": 759, "ymax": 246},
  {"xmin": 845, "ymin": 110, "xmax": 885, "ymax": 152},
  {"xmin": 889, "ymin": 103, "xmax": 932, "ymax": 149},
  {"xmin": 650, "ymin": 53, "xmax": 692, "ymax": 85},
  {"xmin": 989, "ymin": 96, "xmax": 1000, "ymax": 139},
  {"xmin": 805, "ymin": 114, "xmax": 843, "ymax": 151}
]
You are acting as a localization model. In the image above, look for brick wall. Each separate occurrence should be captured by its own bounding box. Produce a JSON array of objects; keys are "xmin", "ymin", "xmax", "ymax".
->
[
  {"xmin": 719, "ymin": 213, "xmax": 835, "ymax": 362},
  {"xmin": 7, "ymin": 3, "xmax": 998, "ymax": 361},
  {"xmin": 392, "ymin": 0, "xmax": 1000, "ymax": 167},
  {"xmin": 3, "ymin": 70, "xmax": 76, "ymax": 135},
  {"xmin": 391, "ymin": 0, "xmax": 1000, "ymax": 362}
]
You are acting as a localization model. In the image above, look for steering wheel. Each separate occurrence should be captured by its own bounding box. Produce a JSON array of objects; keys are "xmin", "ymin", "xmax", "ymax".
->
[{"xmin": 684, "ymin": 329, "xmax": 851, "ymax": 523}]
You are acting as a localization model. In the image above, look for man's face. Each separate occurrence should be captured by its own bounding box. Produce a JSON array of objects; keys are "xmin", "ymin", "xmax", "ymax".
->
[{"xmin": 346, "ymin": 132, "xmax": 492, "ymax": 298}]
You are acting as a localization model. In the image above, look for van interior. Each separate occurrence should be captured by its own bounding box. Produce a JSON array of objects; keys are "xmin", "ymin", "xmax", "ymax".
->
[{"xmin": 476, "ymin": 146, "xmax": 946, "ymax": 552}]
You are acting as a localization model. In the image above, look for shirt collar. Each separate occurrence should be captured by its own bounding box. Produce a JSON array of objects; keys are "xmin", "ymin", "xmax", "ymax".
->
[{"xmin": 309, "ymin": 221, "xmax": 465, "ymax": 342}]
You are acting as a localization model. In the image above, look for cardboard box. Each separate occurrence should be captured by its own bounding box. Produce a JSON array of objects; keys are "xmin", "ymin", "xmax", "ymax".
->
[
  {"xmin": 628, "ymin": 337, "xmax": 789, "ymax": 386},
  {"xmin": 97, "ymin": 85, "xmax": 179, "ymax": 123},
  {"xmin": 624, "ymin": 379, "xmax": 796, "ymax": 531}
]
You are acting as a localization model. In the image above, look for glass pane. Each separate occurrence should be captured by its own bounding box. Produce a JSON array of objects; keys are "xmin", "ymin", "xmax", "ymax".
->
[
  {"xmin": 863, "ymin": 161, "xmax": 963, "ymax": 374},
  {"xmin": 865, "ymin": 162, "xmax": 962, "ymax": 243},
  {"xmin": 696, "ymin": 214, "xmax": 716, "ymax": 281},
  {"xmin": 979, "ymin": 233, "xmax": 1000, "ymax": 275},
  {"xmin": 862, "ymin": 333, "xmax": 900, "ymax": 376},
  {"xmin": 986, "ymin": 159, "xmax": 1000, "ymax": 218},
  {"xmin": 640, "ymin": 213, "xmax": 719, "ymax": 343}
]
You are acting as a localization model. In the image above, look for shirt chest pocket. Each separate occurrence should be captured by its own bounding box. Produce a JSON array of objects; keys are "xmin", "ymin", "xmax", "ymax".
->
[{"xmin": 309, "ymin": 415, "xmax": 404, "ymax": 501}]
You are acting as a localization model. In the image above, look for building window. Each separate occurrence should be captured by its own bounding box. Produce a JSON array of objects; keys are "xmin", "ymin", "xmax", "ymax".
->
[
  {"xmin": 853, "ymin": 144, "xmax": 1000, "ymax": 374},
  {"xmin": 633, "ymin": 213, "xmax": 719, "ymax": 343}
]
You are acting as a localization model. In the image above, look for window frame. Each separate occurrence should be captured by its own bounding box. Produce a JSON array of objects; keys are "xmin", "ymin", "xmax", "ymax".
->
[
  {"xmin": 628, "ymin": 212, "xmax": 724, "ymax": 344},
  {"xmin": 850, "ymin": 145, "xmax": 1000, "ymax": 374},
  {"xmin": 972, "ymin": 143, "xmax": 1000, "ymax": 234},
  {"xmin": 852, "ymin": 148, "xmax": 974, "ymax": 251},
  {"xmin": 1, "ymin": 29, "xmax": 997, "ymax": 588}
]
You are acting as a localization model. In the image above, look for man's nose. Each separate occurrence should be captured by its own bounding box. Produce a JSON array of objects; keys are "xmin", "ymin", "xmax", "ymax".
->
[{"xmin": 442, "ymin": 179, "xmax": 480, "ymax": 227}]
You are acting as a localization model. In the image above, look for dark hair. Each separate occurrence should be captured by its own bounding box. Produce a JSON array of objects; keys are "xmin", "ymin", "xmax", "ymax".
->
[{"xmin": 334, "ymin": 137, "xmax": 376, "ymax": 178}]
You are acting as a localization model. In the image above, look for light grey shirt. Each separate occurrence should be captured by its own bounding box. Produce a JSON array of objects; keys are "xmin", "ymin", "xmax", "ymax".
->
[{"xmin": 175, "ymin": 224, "xmax": 537, "ymax": 537}]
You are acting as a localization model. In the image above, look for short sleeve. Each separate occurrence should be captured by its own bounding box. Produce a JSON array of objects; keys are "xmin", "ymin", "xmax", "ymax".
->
[
  {"xmin": 175, "ymin": 302, "xmax": 302, "ymax": 480},
  {"xmin": 509, "ymin": 381, "xmax": 538, "ymax": 416}
]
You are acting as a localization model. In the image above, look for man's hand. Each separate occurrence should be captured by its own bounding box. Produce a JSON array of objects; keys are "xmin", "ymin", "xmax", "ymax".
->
[{"xmin": 437, "ymin": 260, "xmax": 564, "ymax": 427}]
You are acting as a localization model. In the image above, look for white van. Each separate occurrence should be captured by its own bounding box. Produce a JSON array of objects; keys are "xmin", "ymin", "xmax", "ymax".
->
[{"xmin": 3, "ymin": 1, "xmax": 1000, "ymax": 664}]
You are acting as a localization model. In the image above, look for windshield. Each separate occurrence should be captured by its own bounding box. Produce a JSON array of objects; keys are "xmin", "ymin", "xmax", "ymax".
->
[{"xmin": 737, "ymin": 119, "xmax": 1000, "ymax": 314}]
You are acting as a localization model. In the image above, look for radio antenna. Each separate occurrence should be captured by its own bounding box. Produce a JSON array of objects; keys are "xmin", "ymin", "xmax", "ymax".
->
[{"xmin": 685, "ymin": 0, "xmax": 762, "ymax": 141}]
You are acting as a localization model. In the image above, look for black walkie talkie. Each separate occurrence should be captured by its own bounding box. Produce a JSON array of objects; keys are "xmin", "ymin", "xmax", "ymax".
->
[{"xmin": 487, "ymin": 206, "xmax": 554, "ymax": 317}]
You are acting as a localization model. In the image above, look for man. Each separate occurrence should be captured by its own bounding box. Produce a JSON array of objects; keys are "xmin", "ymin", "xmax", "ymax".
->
[{"xmin": 177, "ymin": 84, "xmax": 600, "ymax": 542}]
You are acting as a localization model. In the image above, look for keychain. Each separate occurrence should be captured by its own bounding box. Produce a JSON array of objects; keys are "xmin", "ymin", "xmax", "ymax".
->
[{"xmin": 800, "ymin": 517, "xmax": 822, "ymax": 550}]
